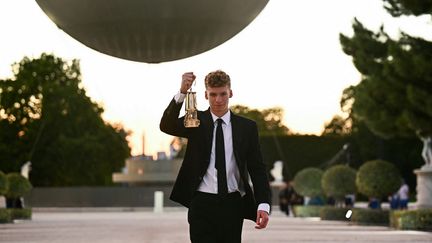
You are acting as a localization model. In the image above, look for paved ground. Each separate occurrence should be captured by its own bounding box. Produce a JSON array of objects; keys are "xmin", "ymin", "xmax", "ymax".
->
[{"xmin": 1, "ymin": 208, "xmax": 431, "ymax": 243}]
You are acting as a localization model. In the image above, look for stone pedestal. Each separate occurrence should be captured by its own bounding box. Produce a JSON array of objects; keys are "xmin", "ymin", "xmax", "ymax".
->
[{"xmin": 414, "ymin": 166, "xmax": 432, "ymax": 208}]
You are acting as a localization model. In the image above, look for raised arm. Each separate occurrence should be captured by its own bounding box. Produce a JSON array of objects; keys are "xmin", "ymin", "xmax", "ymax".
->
[{"xmin": 159, "ymin": 72, "xmax": 196, "ymax": 138}]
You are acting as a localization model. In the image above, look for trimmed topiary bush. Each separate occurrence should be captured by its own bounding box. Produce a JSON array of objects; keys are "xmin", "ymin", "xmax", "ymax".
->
[
  {"xmin": 320, "ymin": 206, "xmax": 351, "ymax": 221},
  {"xmin": 293, "ymin": 167, "xmax": 323, "ymax": 198},
  {"xmin": 351, "ymin": 208, "xmax": 390, "ymax": 226},
  {"xmin": 390, "ymin": 209, "xmax": 432, "ymax": 231},
  {"xmin": 322, "ymin": 165, "xmax": 356, "ymax": 203},
  {"xmin": 356, "ymin": 160, "xmax": 401, "ymax": 200}
]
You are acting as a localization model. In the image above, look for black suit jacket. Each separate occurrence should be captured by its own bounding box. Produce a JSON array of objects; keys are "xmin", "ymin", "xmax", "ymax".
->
[{"xmin": 160, "ymin": 99, "xmax": 271, "ymax": 221}]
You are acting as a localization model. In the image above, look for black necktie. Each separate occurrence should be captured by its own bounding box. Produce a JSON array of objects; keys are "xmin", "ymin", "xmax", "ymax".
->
[{"xmin": 215, "ymin": 118, "xmax": 228, "ymax": 196}]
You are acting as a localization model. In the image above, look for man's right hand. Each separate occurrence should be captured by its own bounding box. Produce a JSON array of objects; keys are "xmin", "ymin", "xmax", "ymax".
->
[{"xmin": 180, "ymin": 72, "xmax": 196, "ymax": 94}]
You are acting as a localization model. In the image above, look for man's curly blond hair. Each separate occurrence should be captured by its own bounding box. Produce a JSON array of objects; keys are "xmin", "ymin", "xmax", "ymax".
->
[{"xmin": 205, "ymin": 70, "xmax": 231, "ymax": 89}]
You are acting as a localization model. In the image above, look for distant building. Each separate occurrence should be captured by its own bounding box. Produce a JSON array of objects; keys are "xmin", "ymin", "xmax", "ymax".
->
[{"xmin": 112, "ymin": 155, "xmax": 182, "ymax": 186}]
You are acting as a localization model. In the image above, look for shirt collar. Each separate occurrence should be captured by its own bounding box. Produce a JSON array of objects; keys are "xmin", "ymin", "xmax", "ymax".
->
[{"xmin": 211, "ymin": 110, "xmax": 230, "ymax": 125}]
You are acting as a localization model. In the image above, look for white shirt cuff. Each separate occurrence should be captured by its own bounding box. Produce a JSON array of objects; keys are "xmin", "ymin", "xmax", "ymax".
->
[
  {"xmin": 174, "ymin": 92, "xmax": 186, "ymax": 104},
  {"xmin": 258, "ymin": 203, "xmax": 270, "ymax": 214}
]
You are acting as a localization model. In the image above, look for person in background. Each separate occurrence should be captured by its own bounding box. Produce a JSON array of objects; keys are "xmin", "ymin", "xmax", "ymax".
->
[
  {"xmin": 278, "ymin": 181, "xmax": 294, "ymax": 216},
  {"xmin": 344, "ymin": 194, "xmax": 355, "ymax": 208},
  {"xmin": 388, "ymin": 192, "xmax": 399, "ymax": 210},
  {"xmin": 368, "ymin": 197, "xmax": 380, "ymax": 209},
  {"xmin": 398, "ymin": 179, "xmax": 409, "ymax": 210}
]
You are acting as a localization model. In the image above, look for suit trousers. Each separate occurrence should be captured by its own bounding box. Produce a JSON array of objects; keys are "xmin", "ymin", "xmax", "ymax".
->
[{"xmin": 188, "ymin": 191, "xmax": 244, "ymax": 243}]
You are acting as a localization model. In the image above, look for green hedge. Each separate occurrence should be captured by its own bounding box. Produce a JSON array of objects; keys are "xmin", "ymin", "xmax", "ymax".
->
[
  {"xmin": 260, "ymin": 135, "xmax": 347, "ymax": 180},
  {"xmin": 293, "ymin": 205, "xmax": 322, "ymax": 217},
  {"xmin": 8, "ymin": 208, "xmax": 32, "ymax": 220},
  {"xmin": 0, "ymin": 208, "xmax": 12, "ymax": 224},
  {"xmin": 390, "ymin": 209, "xmax": 432, "ymax": 231},
  {"xmin": 351, "ymin": 208, "xmax": 389, "ymax": 226},
  {"xmin": 320, "ymin": 207, "xmax": 351, "ymax": 221}
]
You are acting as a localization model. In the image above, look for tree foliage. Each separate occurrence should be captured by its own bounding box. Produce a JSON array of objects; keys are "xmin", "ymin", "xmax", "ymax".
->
[
  {"xmin": 230, "ymin": 105, "xmax": 291, "ymax": 136},
  {"xmin": 0, "ymin": 54, "xmax": 130, "ymax": 186},
  {"xmin": 339, "ymin": 1, "xmax": 432, "ymax": 140},
  {"xmin": 321, "ymin": 115, "xmax": 351, "ymax": 136},
  {"xmin": 383, "ymin": 0, "xmax": 432, "ymax": 17}
]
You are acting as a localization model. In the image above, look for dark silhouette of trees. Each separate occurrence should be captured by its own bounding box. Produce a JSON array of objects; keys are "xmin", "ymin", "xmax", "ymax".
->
[{"xmin": 0, "ymin": 54, "xmax": 130, "ymax": 186}]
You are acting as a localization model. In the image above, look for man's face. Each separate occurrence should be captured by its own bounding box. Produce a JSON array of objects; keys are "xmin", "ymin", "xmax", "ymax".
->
[{"xmin": 205, "ymin": 85, "xmax": 232, "ymax": 116}]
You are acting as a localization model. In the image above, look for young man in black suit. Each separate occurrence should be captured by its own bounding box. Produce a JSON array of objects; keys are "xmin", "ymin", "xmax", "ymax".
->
[{"xmin": 160, "ymin": 70, "xmax": 271, "ymax": 243}]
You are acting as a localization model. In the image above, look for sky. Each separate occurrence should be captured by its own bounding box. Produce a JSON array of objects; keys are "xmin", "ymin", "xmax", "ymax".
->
[{"xmin": 0, "ymin": 1, "xmax": 430, "ymax": 157}]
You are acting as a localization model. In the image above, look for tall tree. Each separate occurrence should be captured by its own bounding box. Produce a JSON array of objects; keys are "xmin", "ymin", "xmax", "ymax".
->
[
  {"xmin": 339, "ymin": 1, "xmax": 432, "ymax": 167},
  {"xmin": 383, "ymin": 0, "xmax": 432, "ymax": 17},
  {"xmin": 321, "ymin": 115, "xmax": 351, "ymax": 136},
  {"xmin": 0, "ymin": 54, "xmax": 130, "ymax": 186}
]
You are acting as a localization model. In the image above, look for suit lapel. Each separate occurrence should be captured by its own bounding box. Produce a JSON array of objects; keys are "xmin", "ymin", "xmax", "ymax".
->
[{"xmin": 230, "ymin": 112, "xmax": 243, "ymax": 167}]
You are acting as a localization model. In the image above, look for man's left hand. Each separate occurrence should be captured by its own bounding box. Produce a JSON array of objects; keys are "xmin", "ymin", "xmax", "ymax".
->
[{"xmin": 255, "ymin": 210, "xmax": 269, "ymax": 229}]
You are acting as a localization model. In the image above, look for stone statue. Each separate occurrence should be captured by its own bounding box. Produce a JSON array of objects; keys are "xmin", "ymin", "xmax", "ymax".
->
[
  {"xmin": 271, "ymin": 161, "xmax": 284, "ymax": 183},
  {"xmin": 21, "ymin": 161, "xmax": 32, "ymax": 179},
  {"xmin": 421, "ymin": 136, "xmax": 432, "ymax": 169}
]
